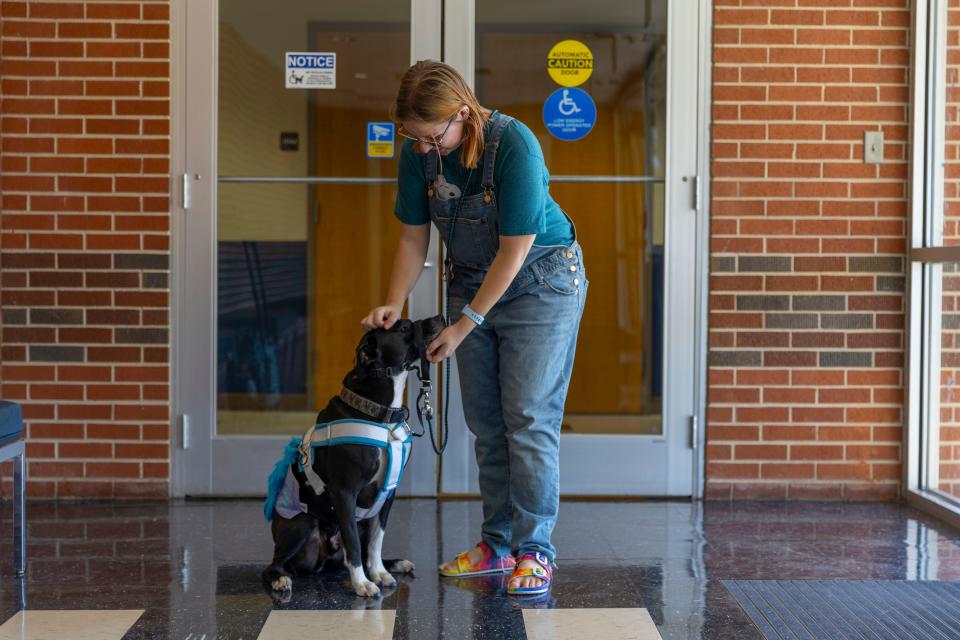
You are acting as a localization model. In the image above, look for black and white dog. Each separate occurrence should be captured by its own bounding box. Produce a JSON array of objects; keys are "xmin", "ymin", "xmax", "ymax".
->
[{"xmin": 262, "ymin": 315, "xmax": 445, "ymax": 598}]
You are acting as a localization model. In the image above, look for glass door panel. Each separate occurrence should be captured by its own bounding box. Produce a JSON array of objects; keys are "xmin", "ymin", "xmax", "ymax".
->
[
  {"xmin": 312, "ymin": 182, "xmax": 401, "ymax": 418},
  {"xmin": 216, "ymin": 182, "xmax": 312, "ymax": 435},
  {"xmin": 476, "ymin": 1, "xmax": 667, "ymax": 435},
  {"xmin": 437, "ymin": 0, "xmax": 702, "ymax": 496},
  {"xmin": 176, "ymin": 0, "xmax": 442, "ymax": 496},
  {"xmin": 216, "ymin": 2, "xmax": 410, "ymax": 436}
]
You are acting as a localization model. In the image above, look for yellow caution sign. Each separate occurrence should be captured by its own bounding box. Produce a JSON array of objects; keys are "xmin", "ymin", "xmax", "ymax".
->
[{"xmin": 547, "ymin": 40, "xmax": 593, "ymax": 87}]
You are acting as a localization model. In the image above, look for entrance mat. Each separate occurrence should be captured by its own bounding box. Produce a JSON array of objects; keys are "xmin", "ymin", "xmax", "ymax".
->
[{"xmin": 724, "ymin": 580, "xmax": 960, "ymax": 640}]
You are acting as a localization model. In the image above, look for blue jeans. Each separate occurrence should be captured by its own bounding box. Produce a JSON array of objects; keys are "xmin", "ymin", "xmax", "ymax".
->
[{"xmin": 449, "ymin": 244, "xmax": 587, "ymax": 562}]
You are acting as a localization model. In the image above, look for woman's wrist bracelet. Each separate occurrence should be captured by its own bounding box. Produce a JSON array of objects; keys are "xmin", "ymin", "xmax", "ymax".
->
[{"xmin": 461, "ymin": 304, "xmax": 485, "ymax": 326}]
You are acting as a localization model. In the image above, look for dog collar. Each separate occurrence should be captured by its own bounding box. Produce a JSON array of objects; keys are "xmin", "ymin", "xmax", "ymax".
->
[
  {"xmin": 338, "ymin": 386, "xmax": 409, "ymax": 424},
  {"xmin": 363, "ymin": 363, "xmax": 409, "ymax": 378}
]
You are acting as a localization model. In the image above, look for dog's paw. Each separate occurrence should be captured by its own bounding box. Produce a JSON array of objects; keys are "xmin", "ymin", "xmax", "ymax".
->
[
  {"xmin": 270, "ymin": 576, "xmax": 293, "ymax": 603},
  {"xmin": 271, "ymin": 575, "xmax": 292, "ymax": 592},
  {"xmin": 352, "ymin": 578, "xmax": 381, "ymax": 597},
  {"xmin": 375, "ymin": 571, "xmax": 397, "ymax": 588},
  {"xmin": 389, "ymin": 559, "xmax": 416, "ymax": 574}
]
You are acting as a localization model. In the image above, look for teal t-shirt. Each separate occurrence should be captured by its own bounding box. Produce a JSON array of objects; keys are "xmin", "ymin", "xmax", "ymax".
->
[{"xmin": 393, "ymin": 114, "xmax": 574, "ymax": 247}]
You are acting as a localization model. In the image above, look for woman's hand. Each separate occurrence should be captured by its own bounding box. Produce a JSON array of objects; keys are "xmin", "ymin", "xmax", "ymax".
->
[
  {"xmin": 361, "ymin": 305, "xmax": 403, "ymax": 331},
  {"xmin": 426, "ymin": 319, "xmax": 473, "ymax": 363}
]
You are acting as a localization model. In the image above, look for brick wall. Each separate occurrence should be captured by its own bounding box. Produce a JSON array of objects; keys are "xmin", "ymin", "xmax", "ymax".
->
[
  {"xmin": 707, "ymin": 0, "xmax": 910, "ymax": 499},
  {"xmin": 0, "ymin": 1, "xmax": 171, "ymax": 498}
]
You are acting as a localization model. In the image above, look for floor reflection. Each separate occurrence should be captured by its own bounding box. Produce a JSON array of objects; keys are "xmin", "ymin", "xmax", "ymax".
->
[{"xmin": 0, "ymin": 499, "xmax": 957, "ymax": 639}]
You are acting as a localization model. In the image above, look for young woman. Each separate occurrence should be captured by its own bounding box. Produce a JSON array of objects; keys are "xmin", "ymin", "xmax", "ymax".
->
[{"xmin": 361, "ymin": 60, "xmax": 587, "ymax": 596}]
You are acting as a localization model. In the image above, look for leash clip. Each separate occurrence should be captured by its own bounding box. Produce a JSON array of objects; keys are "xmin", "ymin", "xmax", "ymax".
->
[
  {"xmin": 417, "ymin": 381, "xmax": 434, "ymax": 422},
  {"xmin": 412, "ymin": 318, "xmax": 445, "ymax": 454}
]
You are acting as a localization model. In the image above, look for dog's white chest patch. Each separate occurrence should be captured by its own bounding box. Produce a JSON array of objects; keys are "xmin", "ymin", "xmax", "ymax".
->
[{"xmin": 391, "ymin": 371, "xmax": 408, "ymax": 409}]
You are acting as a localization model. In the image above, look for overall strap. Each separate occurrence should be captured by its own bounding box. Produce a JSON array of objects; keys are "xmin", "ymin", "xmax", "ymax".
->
[
  {"xmin": 424, "ymin": 149, "xmax": 438, "ymax": 193},
  {"xmin": 481, "ymin": 113, "xmax": 515, "ymax": 193}
]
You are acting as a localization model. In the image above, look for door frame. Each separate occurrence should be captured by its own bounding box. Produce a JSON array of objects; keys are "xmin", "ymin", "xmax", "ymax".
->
[
  {"xmin": 169, "ymin": 0, "xmax": 711, "ymax": 498},
  {"xmin": 436, "ymin": 0, "xmax": 712, "ymax": 497}
]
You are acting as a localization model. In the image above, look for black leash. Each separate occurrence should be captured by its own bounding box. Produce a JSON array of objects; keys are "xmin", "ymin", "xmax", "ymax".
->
[
  {"xmin": 428, "ymin": 160, "xmax": 473, "ymax": 457},
  {"xmin": 405, "ymin": 154, "xmax": 471, "ymax": 457},
  {"xmin": 413, "ymin": 319, "xmax": 447, "ymax": 456}
]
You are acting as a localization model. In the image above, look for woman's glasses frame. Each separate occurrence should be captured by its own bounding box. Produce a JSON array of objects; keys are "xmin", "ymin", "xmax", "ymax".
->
[{"xmin": 397, "ymin": 115, "xmax": 456, "ymax": 148}]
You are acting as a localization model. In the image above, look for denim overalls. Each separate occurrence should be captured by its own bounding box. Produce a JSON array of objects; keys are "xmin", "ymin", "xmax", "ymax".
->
[{"xmin": 422, "ymin": 112, "xmax": 588, "ymax": 562}]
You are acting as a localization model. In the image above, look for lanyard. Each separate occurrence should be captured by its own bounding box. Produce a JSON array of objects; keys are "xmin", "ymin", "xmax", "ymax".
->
[{"xmin": 441, "ymin": 158, "xmax": 475, "ymax": 282}]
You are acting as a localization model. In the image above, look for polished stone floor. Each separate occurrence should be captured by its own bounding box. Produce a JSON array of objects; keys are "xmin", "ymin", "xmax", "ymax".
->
[{"xmin": 0, "ymin": 499, "xmax": 958, "ymax": 639}]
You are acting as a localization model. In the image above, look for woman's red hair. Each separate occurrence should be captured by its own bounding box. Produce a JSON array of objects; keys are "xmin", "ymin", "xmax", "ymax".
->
[{"xmin": 391, "ymin": 60, "xmax": 491, "ymax": 169}]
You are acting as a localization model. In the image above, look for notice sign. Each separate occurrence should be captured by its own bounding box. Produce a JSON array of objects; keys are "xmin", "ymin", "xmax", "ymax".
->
[
  {"xmin": 285, "ymin": 52, "xmax": 336, "ymax": 89},
  {"xmin": 542, "ymin": 87, "xmax": 596, "ymax": 142},
  {"xmin": 367, "ymin": 122, "xmax": 395, "ymax": 158},
  {"xmin": 547, "ymin": 40, "xmax": 593, "ymax": 87}
]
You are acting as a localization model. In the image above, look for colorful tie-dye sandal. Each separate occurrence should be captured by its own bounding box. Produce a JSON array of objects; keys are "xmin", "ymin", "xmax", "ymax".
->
[
  {"xmin": 439, "ymin": 541, "xmax": 516, "ymax": 577},
  {"xmin": 506, "ymin": 551, "xmax": 553, "ymax": 596}
]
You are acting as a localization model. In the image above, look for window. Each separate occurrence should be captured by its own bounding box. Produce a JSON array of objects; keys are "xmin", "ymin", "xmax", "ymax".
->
[{"xmin": 907, "ymin": 0, "xmax": 960, "ymax": 526}]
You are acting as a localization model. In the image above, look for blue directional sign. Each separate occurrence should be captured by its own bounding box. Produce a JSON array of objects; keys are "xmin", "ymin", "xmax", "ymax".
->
[{"xmin": 542, "ymin": 87, "xmax": 596, "ymax": 142}]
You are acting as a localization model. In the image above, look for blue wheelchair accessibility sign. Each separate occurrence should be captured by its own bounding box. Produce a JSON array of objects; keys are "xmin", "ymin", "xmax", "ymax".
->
[
  {"xmin": 542, "ymin": 87, "xmax": 596, "ymax": 142},
  {"xmin": 367, "ymin": 122, "xmax": 395, "ymax": 158}
]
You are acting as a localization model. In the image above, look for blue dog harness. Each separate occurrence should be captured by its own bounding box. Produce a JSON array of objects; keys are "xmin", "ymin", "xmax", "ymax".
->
[{"xmin": 272, "ymin": 419, "xmax": 413, "ymax": 521}]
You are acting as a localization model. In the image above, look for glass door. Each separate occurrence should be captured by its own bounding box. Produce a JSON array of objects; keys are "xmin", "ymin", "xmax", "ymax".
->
[
  {"xmin": 174, "ymin": 0, "xmax": 708, "ymax": 497},
  {"xmin": 174, "ymin": 0, "xmax": 443, "ymax": 495},
  {"xmin": 439, "ymin": 0, "xmax": 707, "ymax": 496}
]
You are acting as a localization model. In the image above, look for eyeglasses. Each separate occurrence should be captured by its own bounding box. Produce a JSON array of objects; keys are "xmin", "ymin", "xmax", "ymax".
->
[{"xmin": 398, "ymin": 116, "xmax": 456, "ymax": 147}]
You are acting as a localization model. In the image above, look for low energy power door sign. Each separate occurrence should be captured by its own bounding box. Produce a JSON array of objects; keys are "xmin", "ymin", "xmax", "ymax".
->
[
  {"xmin": 367, "ymin": 122, "xmax": 395, "ymax": 158},
  {"xmin": 544, "ymin": 39, "xmax": 596, "ymax": 141},
  {"xmin": 285, "ymin": 52, "xmax": 336, "ymax": 89},
  {"xmin": 543, "ymin": 87, "xmax": 596, "ymax": 142},
  {"xmin": 547, "ymin": 39, "xmax": 593, "ymax": 87}
]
